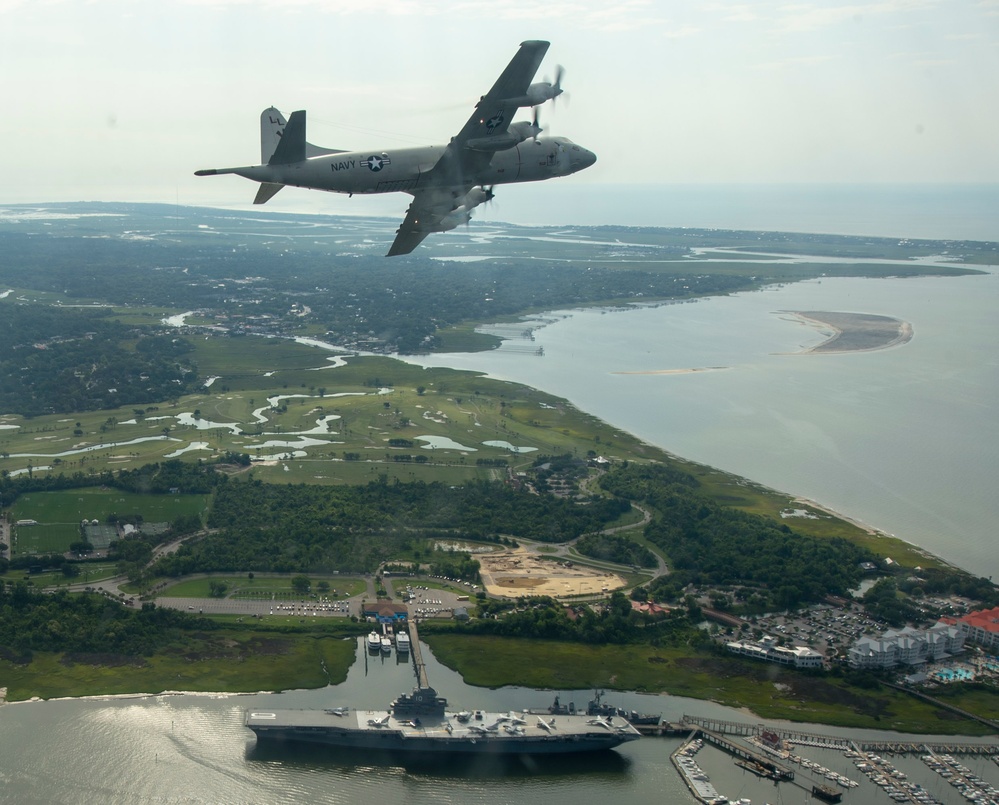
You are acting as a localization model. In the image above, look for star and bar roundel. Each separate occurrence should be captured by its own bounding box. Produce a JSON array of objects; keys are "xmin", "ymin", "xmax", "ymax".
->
[
  {"xmin": 362, "ymin": 155, "xmax": 391, "ymax": 172},
  {"xmin": 485, "ymin": 111, "xmax": 505, "ymax": 132}
]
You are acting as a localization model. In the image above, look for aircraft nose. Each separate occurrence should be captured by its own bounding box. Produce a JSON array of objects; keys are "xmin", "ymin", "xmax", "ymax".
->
[{"xmin": 574, "ymin": 148, "xmax": 596, "ymax": 171}]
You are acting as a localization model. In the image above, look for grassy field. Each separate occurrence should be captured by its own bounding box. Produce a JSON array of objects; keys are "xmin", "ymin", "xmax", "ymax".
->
[
  {"xmin": 0, "ymin": 628, "xmax": 359, "ymax": 702},
  {"xmin": 12, "ymin": 563, "xmax": 120, "ymax": 588},
  {"xmin": 9, "ymin": 489, "xmax": 210, "ymax": 556},
  {"xmin": 424, "ymin": 634, "xmax": 999, "ymax": 735},
  {"xmin": 0, "ymin": 350, "xmax": 672, "ymax": 490},
  {"xmin": 0, "ymin": 333, "xmax": 964, "ymax": 572}
]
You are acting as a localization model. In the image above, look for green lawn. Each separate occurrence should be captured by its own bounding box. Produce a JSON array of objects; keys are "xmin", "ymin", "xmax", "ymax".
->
[{"xmin": 9, "ymin": 489, "xmax": 209, "ymax": 556}]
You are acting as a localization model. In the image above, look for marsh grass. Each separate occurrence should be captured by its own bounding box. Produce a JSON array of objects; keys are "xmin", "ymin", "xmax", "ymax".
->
[
  {"xmin": 0, "ymin": 630, "xmax": 358, "ymax": 702},
  {"xmin": 424, "ymin": 634, "xmax": 997, "ymax": 735}
]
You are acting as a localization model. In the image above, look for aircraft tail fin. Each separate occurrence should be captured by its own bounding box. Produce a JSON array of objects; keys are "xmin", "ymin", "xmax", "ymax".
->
[
  {"xmin": 260, "ymin": 106, "xmax": 346, "ymax": 164},
  {"xmin": 253, "ymin": 182, "xmax": 285, "ymax": 205},
  {"xmin": 268, "ymin": 110, "xmax": 307, "ymax": 165}
]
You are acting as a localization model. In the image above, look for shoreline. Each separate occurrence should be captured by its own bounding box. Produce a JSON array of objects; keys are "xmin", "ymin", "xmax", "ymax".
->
[
  {"xmin": 789, "ymin": 496, "xmax": 961, "ymax": 571},
  {"xmin": 0, "ymin": 689, "xmax": 266, "ymax": 707}
]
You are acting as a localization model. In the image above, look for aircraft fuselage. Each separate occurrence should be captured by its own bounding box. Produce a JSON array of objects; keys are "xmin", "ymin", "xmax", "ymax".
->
[{"xmin": 229, "ymin": 136, "xmax": 593, "ymax": 195}]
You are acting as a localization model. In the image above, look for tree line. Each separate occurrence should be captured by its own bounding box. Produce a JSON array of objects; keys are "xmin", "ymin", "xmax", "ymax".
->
[
  {"xmin": 437, "ymin": 591, "xmax": 707, "ymax": 648},
  {"xmin": 599, "ymin": 463, "xmax": 876, "ymax": 610},
  {"xmin": 0, "ymin": 581, "xmax": 213, "ymax": 657},
  {"xmin": 147, "ymin": 476, "xmax": 631, "ymax": 579}
]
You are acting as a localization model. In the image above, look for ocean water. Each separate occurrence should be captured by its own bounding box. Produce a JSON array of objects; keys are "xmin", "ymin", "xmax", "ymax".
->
[
  {"xmin": 403, "ymin": 269, "xmax": 999, "ymax": 580},
  {"xmin": 486, "ymin": 182, "xmax": 999, "ymax": 242},
  {"xmin": 221, "ymin": 182, "xmax": 999, "ymax": 243}
]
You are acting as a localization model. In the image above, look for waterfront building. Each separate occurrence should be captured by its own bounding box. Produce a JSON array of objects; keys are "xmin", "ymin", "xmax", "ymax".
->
[
  {"xmin": 726, "ymin": 636, "xmax": 824, "ymax": 669},
  {"xmin": 361, "ymin": 601, "xmax": 409, "ymax": 625}
]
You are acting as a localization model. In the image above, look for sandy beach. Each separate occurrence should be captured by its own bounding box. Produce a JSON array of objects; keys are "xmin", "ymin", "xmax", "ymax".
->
[{"xmin": 782, "ymin": 310, "xmax": 913, "ymax": 353}]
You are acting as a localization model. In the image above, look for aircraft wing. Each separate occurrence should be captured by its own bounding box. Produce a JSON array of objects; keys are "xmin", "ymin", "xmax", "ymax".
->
[
  {"xmin": 387, "ymin": 186, "xmax": 471, "ymax": 257},
  {"xmin": 450, "ymin": 39, "xmax": 550, "ymax": 150},
  {"xmin": 386, "ymin": 41, "xmax": 550, "ymax": 256}
]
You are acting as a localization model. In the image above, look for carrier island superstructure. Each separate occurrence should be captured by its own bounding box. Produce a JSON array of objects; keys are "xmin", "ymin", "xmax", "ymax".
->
[{"xmin": 245, "ymin": 620, "xmax": 641, "ymax": 755}]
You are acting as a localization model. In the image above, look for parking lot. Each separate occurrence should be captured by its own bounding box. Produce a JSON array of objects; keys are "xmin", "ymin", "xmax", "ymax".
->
[
  {"xmin": 156, "ymin": 595, "xmax": 359, "ymax": 619},
  {"xmin": 154, "ymin": 575, "xmax": 475, "ymax": 622},
  {"xmin": 742, "ymin": 603, "xmax": 893, "ymax": 660}
]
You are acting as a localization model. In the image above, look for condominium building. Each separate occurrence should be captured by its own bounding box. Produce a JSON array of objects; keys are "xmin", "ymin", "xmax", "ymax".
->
[
  {"xmin": 944, "ymin": 606, "xmax": 999, "ymax": 650},
  {"xmin": 848, "ymin": 623, "xmax": 965, "ymax": 669}
]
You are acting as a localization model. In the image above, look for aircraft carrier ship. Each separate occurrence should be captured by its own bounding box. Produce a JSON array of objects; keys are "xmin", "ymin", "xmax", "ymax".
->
[{"xmin": 246, "ymin": 683, "xmax": 642, "ymax": 755}]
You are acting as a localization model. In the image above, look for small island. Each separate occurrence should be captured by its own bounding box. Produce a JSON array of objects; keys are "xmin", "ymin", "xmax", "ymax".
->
[{"xmin": 785, "ymin": 310, "xmax": 913, "ymax": 353}]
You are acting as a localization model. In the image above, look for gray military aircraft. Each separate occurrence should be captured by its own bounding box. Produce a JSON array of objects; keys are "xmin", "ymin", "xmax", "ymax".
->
[{"xmin": 195, "ymin": 40, "xmax": 596, "ymax": 256}]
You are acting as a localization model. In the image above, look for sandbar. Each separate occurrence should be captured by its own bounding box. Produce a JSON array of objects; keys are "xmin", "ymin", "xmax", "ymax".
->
[
  {"xmin": 782, "ymin": 311, "xmax": 913, "ymax": 354},
  {"xmin": 612, "ymin": 367, "xmax": 728, "ymax": 376}
]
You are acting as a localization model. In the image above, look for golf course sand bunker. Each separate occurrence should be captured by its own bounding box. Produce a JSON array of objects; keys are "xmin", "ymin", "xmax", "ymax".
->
[{"xmin": 479, "ymin": 548, "xmax": 625, "ymax": 599}]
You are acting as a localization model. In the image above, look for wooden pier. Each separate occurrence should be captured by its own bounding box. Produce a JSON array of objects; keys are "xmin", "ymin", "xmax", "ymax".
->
[
  {"xmin": 696, "ymin": 727, "xmax": 795, "ymax": 781},
  {"xmin": 680, "ymin": 714, "xmax": 999, "ymax": 756},
  {"xmin": 408, "ymin": 618, "xmax": 430, "ymax": 689},
  {"xmin": 853, "ymin": 739, "xmax": 999, "ymax": 755}
]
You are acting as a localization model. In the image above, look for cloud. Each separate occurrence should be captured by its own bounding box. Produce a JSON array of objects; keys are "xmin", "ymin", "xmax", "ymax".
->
[
  {"xmin": 752, "ymin": 53, "xmax": 838, "ymax": 70},
  {"xmin": 174, "ymin": 0, "xmax": 676, "ymax": 30},
  {"xmin": 772, "ymin": 1, "xmax": 938, "ymax": 34}
]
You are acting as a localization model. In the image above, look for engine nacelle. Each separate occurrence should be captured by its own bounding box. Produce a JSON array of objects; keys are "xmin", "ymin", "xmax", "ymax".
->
[
  {"xmin": 526, "ymin": 81, "xmax": 562, "ymax": 106},
  {"xmin": 466, "ymin": 120, "xmax": 541, "ymax": 152},
  {"xmin": 432, "ymin": 187, "xmax": 495, "ymax": 231},
  {"xmin": 508, "ymin": 120, "xmax": 542, "ymax": 142},
  {"xmin": 460, "ymin": 186, "xmax": 495, "ymax": 210},
  {"xmin": 501, "ymin": 80, "xmax": 563, "ymax": 108},
  {"xmin": 434, "ymin": 210, "xmax": 472, "ymax": 232}
]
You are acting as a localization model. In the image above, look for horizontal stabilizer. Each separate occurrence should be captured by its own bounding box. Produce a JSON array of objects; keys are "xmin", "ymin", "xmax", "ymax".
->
[
  {"xmin": 253, "ymin": 182, "xmax": 284, "ymax": 205},
  {"xmin": 269, "ymin": 110, "xmax": 306, "ymax": 165}
]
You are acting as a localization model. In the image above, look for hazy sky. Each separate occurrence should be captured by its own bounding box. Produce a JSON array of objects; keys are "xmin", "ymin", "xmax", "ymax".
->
[{"xmin": 2, "ymin": 0, "xmax": 998, "ymax": 217}]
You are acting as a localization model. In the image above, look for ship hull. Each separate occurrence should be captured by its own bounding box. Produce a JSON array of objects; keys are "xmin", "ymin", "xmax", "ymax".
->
[{"xmin": 247, "ymin": 709, "xmax": 641, "ymax": 756}]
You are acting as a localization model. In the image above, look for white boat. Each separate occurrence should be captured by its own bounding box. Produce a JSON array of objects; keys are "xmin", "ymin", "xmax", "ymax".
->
[
  {"xmin": 366, "ymin": 631, "xmax": 381, "ymax": 652},
  {"xmin": 381, "ymin": 636, "xmax": 392, "ymax": 653},
  {"xmin": 396, "ymin": 631, "xmax": 411, "ymax": 653}
]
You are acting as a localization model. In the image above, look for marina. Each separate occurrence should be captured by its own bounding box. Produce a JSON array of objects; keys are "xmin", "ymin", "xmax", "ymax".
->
[{"xmin": 664, "ymin": 715, "xmax": 999, "ymax": 804}]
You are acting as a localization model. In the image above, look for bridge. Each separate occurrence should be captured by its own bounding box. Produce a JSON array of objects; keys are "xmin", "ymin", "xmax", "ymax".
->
[{"xmin": 408, "ymin": 618, "xmax": 430, "ymax": 689}]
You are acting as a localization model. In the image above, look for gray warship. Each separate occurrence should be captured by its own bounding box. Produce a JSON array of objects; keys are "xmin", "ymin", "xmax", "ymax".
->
[{"xmin": 246, "ymin": 683, "xmax": 641, "ymax": 755}]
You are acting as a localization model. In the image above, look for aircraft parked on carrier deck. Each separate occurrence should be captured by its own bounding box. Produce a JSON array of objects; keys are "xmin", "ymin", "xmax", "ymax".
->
[{"xmin": 195, "ymin": 40, "xmax": 596, "ymax": 256}]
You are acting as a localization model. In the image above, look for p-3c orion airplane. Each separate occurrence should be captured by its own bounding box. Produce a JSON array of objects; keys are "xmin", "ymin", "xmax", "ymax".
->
[{"xmin": 194, "ymin": 40, "xmax": 595, "ymax": 256}]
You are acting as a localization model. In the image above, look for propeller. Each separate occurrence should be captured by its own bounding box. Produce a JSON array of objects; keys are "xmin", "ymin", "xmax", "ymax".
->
[
  {"xmin": 473, "ymin": 185, "xmax": 496, "ymax": 223},
  {"xmin": 546, "ymin": 65, "xmax": 566, "ymax": 107}
]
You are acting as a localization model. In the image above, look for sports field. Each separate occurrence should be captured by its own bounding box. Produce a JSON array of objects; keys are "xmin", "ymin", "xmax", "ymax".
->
[{"xmin": 9, "ymin": 489, "xmax": 209, "ymax": 555}]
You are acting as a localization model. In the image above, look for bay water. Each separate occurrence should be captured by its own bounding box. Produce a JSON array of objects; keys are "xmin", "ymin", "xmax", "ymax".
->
[
  {"xmin": 2, "ymin": 638, "xmax": 996, "ymax": 804},
  {"xmin": 404, "ymin": 269, "xmax": 999, "ymax": 580}
]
